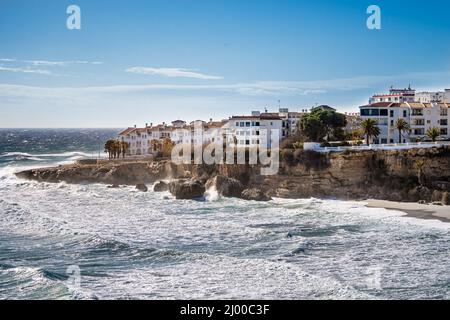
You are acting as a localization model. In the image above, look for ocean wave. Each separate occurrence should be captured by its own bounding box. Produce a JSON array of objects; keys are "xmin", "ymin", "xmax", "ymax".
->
[{"xmin": 0, "ymin": 151, "xmax": 93, "ymax": 158}]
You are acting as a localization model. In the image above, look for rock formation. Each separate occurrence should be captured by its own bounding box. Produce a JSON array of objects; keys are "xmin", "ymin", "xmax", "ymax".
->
[
  {"xmin": 14, "ymin": 147, "xmax": 450, "ymax": 205},
  {"xmin": 168, "ymin": 179, "xmax": 205, "ymax": 200}
]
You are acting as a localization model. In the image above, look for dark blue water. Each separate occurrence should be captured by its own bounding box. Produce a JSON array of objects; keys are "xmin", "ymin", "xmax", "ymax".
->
[{"xmin": 0, "ymin": 129, "xmax": 119, "ymax": 166}]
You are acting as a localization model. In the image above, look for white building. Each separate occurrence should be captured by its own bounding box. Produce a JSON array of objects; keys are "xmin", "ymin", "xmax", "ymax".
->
[
  {"xmin": 117, "ymin": 126, "xmax": 150, "ymax": 156},
  {"xmin": 359, "ymin": 102, "xmax": 450, "ymax": 143},
  {"xmin": 118, "ymin": 119, "xmax": 228, "ymax": 156},
  {"xmin": 369, "ymin": 86, "xmax": 416, "ymax": 104},
  {"xmin": 278, "ymin": 108, "xmax": 305, "ymax": 137},
  {"xmin": 415, "ymin": 89, "xmax": 450, "ymax": 103},
  {"xmin": 227, "ymin": 112, "xmax": 283, "ymax": 148}
]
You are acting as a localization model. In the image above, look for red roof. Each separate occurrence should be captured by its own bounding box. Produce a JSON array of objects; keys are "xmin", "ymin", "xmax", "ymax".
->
[
  {"xmin": 118, "ymin": 128, "xmax": 136, "ymax": 136},
  {"xmin": 360, "ymin": 102, "xmax": 399, "ymax": 108}
]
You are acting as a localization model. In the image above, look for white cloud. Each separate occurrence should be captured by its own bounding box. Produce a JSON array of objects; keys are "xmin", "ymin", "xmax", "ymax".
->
[
  {"xmin": 23, "ymin": 59, "xmax": 103, "ymax": 66},
  {"xmin": 1, "ymin": 70, "xmax": 449, "ymax": 99},
  {"xmin": 126, "ymin": 67, "xmax": 223, "ymax": 80},
  {"xmin": 0, "ymin": 58, "xmax": 103, "ymax": 66},
  {"xmin": 0, "ymin": 66, "xmax": 52, "ymax": 75}
]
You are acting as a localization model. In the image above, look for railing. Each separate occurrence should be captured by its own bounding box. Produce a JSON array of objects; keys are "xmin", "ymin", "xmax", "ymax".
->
[{"xmin": 315, "ymin": 141, "xmax": 450, "ymax": 153}]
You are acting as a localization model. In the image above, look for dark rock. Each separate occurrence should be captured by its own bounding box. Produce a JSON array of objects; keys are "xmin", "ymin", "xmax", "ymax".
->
[
  {"xmin": 431, "ymin": 190, "xmax": 443, "ymax": 202},
  {"xmin": 417, "ymin": 186, "xmax": 432, "ymax": 202},
  {"xmin": 418, "ymin": 200, "xmax": 427, "ymax": 205},
  {"xmin": 153, "ymin": 181, "xmax": 169, "ymax": 192},
  {"xmin": 169, "ymin": 179, "xmax": 205, "ymax": 200},
  {"xmin": 442, "ymin": 192, "xmax": 449, "ymax": 205},
  {"xmin": 135, "ymin": 184, "xmax": 148, "ymax": 192},
  {"xmin": 432, "ymin": 201, "xmax": 444, "ymax": 206},
  {"xmin": 241, "ymin": 188, "xmax": 271, "ymax": 201},
  {"xmin": 205, "ymin": 175, "xmax": 244, "ymax": 198},
  {"xmin": 107, "ymin": 184, "xmax": 120, "ymax": 188}
]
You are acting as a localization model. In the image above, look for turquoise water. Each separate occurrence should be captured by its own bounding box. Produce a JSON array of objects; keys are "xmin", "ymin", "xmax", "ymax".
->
[{"xmin": 1, "ymin": 129, "xmax": 450, "ymax": 299}]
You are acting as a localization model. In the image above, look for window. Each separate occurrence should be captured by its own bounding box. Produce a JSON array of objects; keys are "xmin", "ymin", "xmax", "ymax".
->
[
  {"xmin": 240, "ymin": 122, "xmax": 245, "ymax": 127},
  {"xmin": 255, "ymin": 122, "xmax": 260, "ymax": 126},
  {"xmin": 390, "ymin": 120, "xmax": 394, "ymax": 126},
  {"xmin": 440, "ymin": 119, "xmax": 448, "ymax": 126},
  {"xmin": 361, "ymin": 109, "xmax": 380, "ymax": 116},
  {"xmin": 403, "ymin": 110, "xmax": 407, "ymax": 117},
  {"xmin": 381, "ymin": 139, "xmax": 388, "ymax": 144},
  {"xmin": 246, "ymin": 140, "xmax": 250, "ymax": 145},
  {"xmin": 255, "ymin": 130, "xmax": 260, "ymax": 136},
  {"xmin": 412, "ymin": 109, "xmax": 423, "ymax": 116},
  {"xmin": 389, "ymin": 110, "xmax": 394, "ymax": 117},
  {"xmin": 380, "ymin": 109, "xmax": 388, "ymax": 116},
  {"xmin": 441, "ymin": 128, "xmax": 448, "ymax": 135},
  {"xmin": 390, "ymin": 139, "xmax": 394, "ymax": 143},
  {"xmin": 236, "ymin": 122, "xmax": 239, "ymax": 126},
  {"xmin": 246, "ymin": 122, "xmax": 251, "ymax": 127}
]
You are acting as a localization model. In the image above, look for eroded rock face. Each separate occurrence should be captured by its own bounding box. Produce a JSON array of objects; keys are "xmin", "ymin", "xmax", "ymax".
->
[
  {"xmin": 169, "ymin": 179, "xmax": 205, "ymax": 200},
  {"xmin": 153, "ymin": 181, "xmax": 169, "ymax": 192},
  {"xmin": 205, "ymin": 175, "xmax": 245, "ymax": 198},
  {"xmin": 241, "ymin": 188, "xmax": 271, "ymax": 201},
  {"xmin": 14, "ymin": 147, "xmax": 450, "ymax": 205}
]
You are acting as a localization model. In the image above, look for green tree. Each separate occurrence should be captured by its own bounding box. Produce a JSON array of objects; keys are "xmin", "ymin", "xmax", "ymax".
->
[
  {"xmin": 395, "ymin": 119, "xmax": 410, "ymax": 143},
  {"xmin": 299, "ymin": 107, "xmax": 347, "ymax": 142},
  {"xmin": 361, "ymin": 119, "xmax": 381, "ymax": 146},
  {"xmin": 426, "ymin": 127, "xmax": 440, "ymax": 142}
]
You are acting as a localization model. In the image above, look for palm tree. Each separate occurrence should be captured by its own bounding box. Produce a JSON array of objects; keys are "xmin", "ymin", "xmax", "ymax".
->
[
  {"xmin": 361, "ymin": 119, "xmax": 381, "ymax": 146},
  {"xmin": 120, "ymin": 141, "xmax": 129, "ymax": 158},
  {"xmin": 426, "ymin": 127, "xmax": 440, "ymax": 142},
  {"xmin": 395, "ymin": 119, "xmax": 410, "ymax": 144},
  {"xmin": 104, "ymin": 139, "xmax": 116, "ymax": 159}
]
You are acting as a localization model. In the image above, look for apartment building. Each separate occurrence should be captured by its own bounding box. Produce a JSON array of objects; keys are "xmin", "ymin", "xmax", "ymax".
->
[
  {"xmin": 227, "ymin": 112, "xmax": 283, "ymax": 148},
  {"xmin": 359, "ymin": 102, "xmax": 450, "ymax": 144},
  {"xmin": 416, "ymin": 89, "xmax": 450, "ymax": 103},
  {"xmin": 118, "ymin": 119, "xmax": 228, "ymax": 156},
  {"xmin": 369, "ymin": 86, "xmax": 416, "ymax": 104}
]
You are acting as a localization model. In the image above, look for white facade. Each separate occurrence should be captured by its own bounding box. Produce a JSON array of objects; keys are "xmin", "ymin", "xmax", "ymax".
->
[
  {"xmin": 369, "ymin": 87, "xmax": 415, "ymax": 104},
  {"xmin": 278, "ymin": 108, "xmax": 305, "ymax": 137},
  {"xmin": 227, "ymin": 114, "xmax": 282, "ymax": 148},
  {"xmin": 118, "ymin": 127, "xmax": 150, "ymax": 156},
  {"xmin": 118, "ymin": 120, "xmax": 228, "ymax": 156},
  {"xmin": 416, "ymin": 91, "xmax": 446, "ymax": 103},
  {"xmin": 360, "ymin": 102, "xmax": 450, "ymax": 143}
]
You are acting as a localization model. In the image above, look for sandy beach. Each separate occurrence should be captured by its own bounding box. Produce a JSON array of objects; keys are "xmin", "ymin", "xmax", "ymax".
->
[{"xmin": 365, "ymin": 199, "xmax": 450, "ymax": 223}]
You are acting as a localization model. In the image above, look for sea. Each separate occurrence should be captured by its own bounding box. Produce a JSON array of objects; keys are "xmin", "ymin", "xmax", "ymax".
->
[{"xmin": 0, "ymin": 128, "xmax": 449, "ymax": 300}]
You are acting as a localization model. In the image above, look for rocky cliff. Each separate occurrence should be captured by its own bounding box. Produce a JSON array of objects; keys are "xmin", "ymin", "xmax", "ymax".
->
[{"xmin": 15, "ymin": 147, "xmax": 450, "ymax": 204}]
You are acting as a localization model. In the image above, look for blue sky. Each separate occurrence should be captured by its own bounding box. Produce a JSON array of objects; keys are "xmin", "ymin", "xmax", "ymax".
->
[{"xmin": 0, "ymin": 0, "xmax": 449, "ymax": 127}]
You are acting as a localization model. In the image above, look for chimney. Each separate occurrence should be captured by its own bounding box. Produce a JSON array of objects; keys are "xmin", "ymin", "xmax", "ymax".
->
[
  {"xmin": 150, "ymin": 122, "xmax": 153, "ymax": 127},
  {"xmin": 145, "ymin": 123, "xmax": 148, "ymax": 127},
  {"xmin": 210, "ymin": 118, "xmax": 213, "ymax": 123},
  {"xmin": 134, "ymin": 124, "xmax": 137, "ymax": 128}
]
